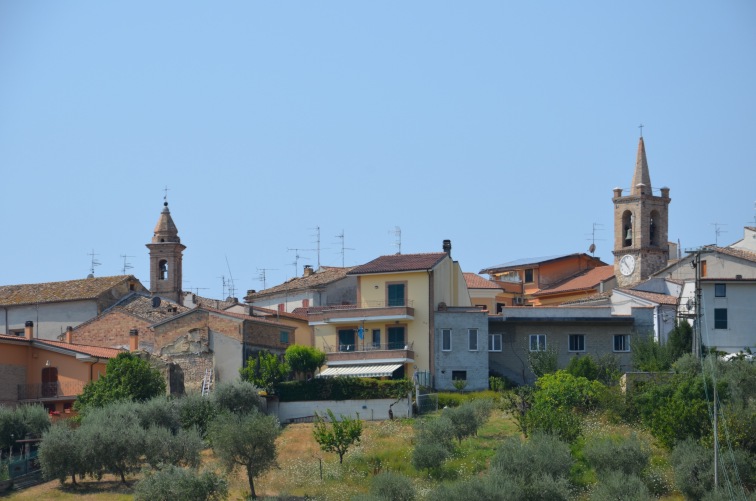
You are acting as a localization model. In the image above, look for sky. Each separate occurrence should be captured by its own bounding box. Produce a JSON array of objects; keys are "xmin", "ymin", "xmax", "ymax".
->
[{"xmin": 1, "ymin": 1, "xmax": 755, "ymax": 300}]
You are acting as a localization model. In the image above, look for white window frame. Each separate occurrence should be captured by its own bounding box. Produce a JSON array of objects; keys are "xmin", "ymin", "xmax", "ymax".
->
[
  {"xmin": 468, "ymin": 329, "xmax": 478, "ymax": 351},
  {"xmin": 488, "ymin": 334, "xmax": 502, "ymax": 352},
  {"xmin": 529, "ymin": 334, "xmax": 546, "ymax": 352},
  {"xmin": 568, "ymin": 334, "xmax": 585, "ymax": 352},
  {"xmin": 441, "ymin": 329, "xmax": 452, "ymax": 351},
  {"xmin": 613, "ymin": 334, "xmax": 630, "ymax": 352}
]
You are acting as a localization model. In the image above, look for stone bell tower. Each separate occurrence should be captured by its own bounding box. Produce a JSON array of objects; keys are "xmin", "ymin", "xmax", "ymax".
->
[
  {"xmin": 146, "ymin": 201, "xmax": 186, "ymax": 304},
  {"xmin": 612, "ymin": 135, "xmax": 671, "ymax": 287}
]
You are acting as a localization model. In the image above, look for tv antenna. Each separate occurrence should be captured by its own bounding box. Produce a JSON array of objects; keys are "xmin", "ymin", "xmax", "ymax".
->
[
  {"xmin": 120, "ymin": 254, "xmax": 134, "ymax": 275},
  {"xmin": 311, "ymin": 226, "xmax": 329, "ymax": 269},
  {"xmin": 287, "ymin": 248, "xmax": 312, "ymax": 277},
  {"xmin": 585, "ymin": 223, "xmax": 605, "ymax": 255},
  {"xmin": 257, "ymin": 268, "xmax": 278, "ymax": 290},
  {"xmin": 87, "ymin": 249, "xmax": 101, "ymax": 277},
  {"xmin": 391, "ymin": 226, "xmax": 402, "ymax": 254},
  {"xmin": 334, "ymin": 230, "xmax": 355, "ymax": 267},
  {"xmin": 224, "ymin": 256, "xmax": 236, "ymax": 298},
  {"xmin": 186, "ymin": 286, "xmax": 209, "ymax": 295},
  {"xmin": 711, "ymin": 223, "xmax": 727, "ymax": 246}
]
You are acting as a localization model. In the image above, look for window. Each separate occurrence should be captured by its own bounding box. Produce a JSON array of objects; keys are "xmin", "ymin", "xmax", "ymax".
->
[
  {"xmin": 488, "ymin": 334, "xmax": 502, "ymax": 352},
  {"xmin": 568, "ymin": 334, "xmax": 585, "ymax": 352},
  {"xmin": 387, "ymin": 283, "xmax": 406, "ymax": 307},
  {"xmin": 339, "ymin": 329, "xmax": 356, "ymax": 351},
  {"xmin": 714, "ymin": 308, "xmax": 728, "ymax": 329},
  {"xmin": 442, "ymin": 329, "xmax": 452, "ymax": 351},
  {"xmin": 387, "ymin": 326, "xmax": 405, "ymax": 350},
  {"xmin": 372, "ymin": 329, "xmax": 381, "ymax": 348},
  {"xmin": 279, "ymin": 330, "xmax": 289, "ymax": 344},
  {"xmin": 701, "ymin": 260, "xmax": 707, "ymax": 277},
  {"xmin": 468, "ymin": 329, "xmax": 478, "ymax": 351},
  {"xmin": 715, "ymin": 284, "xmax": 726, "ymax": 297},
  {"xmin": 41, "ymin": 367, "xmax": 58, "ymax": 398},
  {"xmin": 613, "ymin": 334, "xmax": 630, "ymax": 352},
  {"xmin": 529, "ymin": 334, "xmax": 546, "ymax": 351},
  {"xmin": 524, "ymin": 268, "xmax": 534, "ymax": 283},
  {"xmin": 452, "ymin": 370, "xmax": 467, "ymax": 381}
]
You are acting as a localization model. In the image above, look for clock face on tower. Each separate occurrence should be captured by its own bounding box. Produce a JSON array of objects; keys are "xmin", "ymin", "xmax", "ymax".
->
[{"xmin": 619, "ymin": 254, "xmax": 636, "ymax": 276}]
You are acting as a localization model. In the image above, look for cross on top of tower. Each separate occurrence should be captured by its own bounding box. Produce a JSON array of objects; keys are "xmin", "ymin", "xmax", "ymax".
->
[{"xmin": 638, "ymin": 123, "xmax": 644, "ymax": 138}]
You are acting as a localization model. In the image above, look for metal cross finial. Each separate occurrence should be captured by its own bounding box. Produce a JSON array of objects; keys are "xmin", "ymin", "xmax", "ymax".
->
[
  {"xmin": 163, "ymin": 185, "xmax": 170, "ymax": 203},
  {"xmin": 638, "ymin": 124, "xmax": 644, "ymax": 138}
]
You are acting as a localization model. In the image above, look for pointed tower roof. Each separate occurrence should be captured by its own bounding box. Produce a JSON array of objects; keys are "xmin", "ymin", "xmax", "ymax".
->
[
  {"xmin": 152, "ymin": 202, "xmax": 181, "ymax": 244},
  {"xmin": 630, "ymin": 136, "xmax": 652, "ymax": 196}
]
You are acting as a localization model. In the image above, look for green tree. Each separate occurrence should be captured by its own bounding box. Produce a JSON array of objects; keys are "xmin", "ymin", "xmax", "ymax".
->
[
  {"xmin": 209, "ymin": 411, "xmax": 280, "ymax": 499},
  {"xmin": 212, "ymin": 380, "xmax": 264, "ymax": 415},
  {"xmin": 239, "ymin": 351, "xmax": 289, "ymax": 393},
  {"xmin": 566, "ymin": 355, "xmax": 598, "ymax": 381},
  {"xmin": 177, "ymin": 392, "xmax": 219, "ymax": 439},
  {"xmin": 134, "ymin": 465, "xmax": 228, "ymax": 501},
  {"xmin": 528, "ymin": 346, "xmax": 559, "ymax": 378},
  {"xmin": 142, "ymin": 426, "xmax": 203, "ymax": 470},
  {"xmin": 38, "ymin": 422, "xmax": 85, "ymax": 485},
  {"xmin": 631, "ymin": 335, "xmax": 675, "ymax": 372},
  {"xmin": 667, "ymin": 321, "xmax": 693, "ymax": 360},
  {"xmin": 284, "ymin": 344, "xmax": 326, "ymax": 379},
  {"xmin": 312, "ymin": 409, "xmax": 363, "ymax": 464},
  {"xmin": 75, "ymin": 352, "xmax": 166, "ymax": 411},
  {"xmin": 0, "ymin": 404, "xmax": 50, "ymax": 450},
  {"xmin": 411, "ymin": 414, "xmax": 454, "ymax": 474},
  {"xmin": 503, "ymin": 385, "xmax": 534, "ymax": 437}
]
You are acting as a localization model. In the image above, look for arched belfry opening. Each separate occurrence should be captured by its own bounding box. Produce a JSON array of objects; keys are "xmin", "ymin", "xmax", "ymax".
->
[
  {"xmin": 159, "ymin": 259, "xmax": 168, "ymax": 280},
  {"xmin": 622, "ymin": 211, "xmax": 633, "ymax": 248},
  {"xmin": 649, "ymin": 210, "xmax": 660, "ymax": 246}
]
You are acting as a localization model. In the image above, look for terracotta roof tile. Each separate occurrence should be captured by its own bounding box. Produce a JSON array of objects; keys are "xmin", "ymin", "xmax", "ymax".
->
[
  {"xmin": 35, "ymin": 339, "xmax": 124, "ymax": 358},
  {"xmin": 0, "ymin": 275, "xmax": 139, "ymax": 307},
  {"xmin": 480, "ymin": 253, "xmax": 607, "ymax": 274},
  {"xmin": 715, "ymin": 246, "xmax": 756, "ymax": 263},
  {"xmin": 617, "ymin": 289, "xmax": 679, "ymax": 305},
  {"xmin": 348, "ymin": 253, "xmax": 447, "ymax": 275},
  {"xmin": 200, "ymin": 306, "xmax": 292, "ymax": 327},
  {"xmin": 117, "ymin": 294, "xmax": 189, "ymax": 322},
  {"xmin": 532, "ymin": 266, "xmax": 615, "ymax": 296},
  {"xmin": 246, "ymin": 267, "xmax": 354, "ymax": 300},
  {"xmin": 464, "ymin": 273, "xmax": 503, "ymax": 290}
]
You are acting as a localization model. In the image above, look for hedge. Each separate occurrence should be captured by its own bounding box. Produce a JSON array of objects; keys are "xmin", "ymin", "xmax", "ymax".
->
[{"xmin": 275, "ymin": 378, "xmax": 413, "ymax": 402}]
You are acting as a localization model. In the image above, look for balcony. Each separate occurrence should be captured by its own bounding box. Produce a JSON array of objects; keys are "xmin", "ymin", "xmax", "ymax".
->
[
  {"xmin": 17, "ymin": 381, "xmax": 86, "ymax": 401},
  {"xmin": 323, "ymin": 341, "xmax": 415, "ymax": 365},
  {"xmin": 307, "ymin": 300, "xmax": 415, "ymax": 325}
]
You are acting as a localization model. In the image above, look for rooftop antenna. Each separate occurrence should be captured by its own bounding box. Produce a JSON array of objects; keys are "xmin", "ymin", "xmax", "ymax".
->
[
  {"xmin": 391, "ymin": 226, "xmax": 402, "ymax": 254},
  {"xmin": 711, "ymin": 223, "xmax": 727, "ymax": 246},
  {"xmin": 87, "ymin": 250, "xmax": 101, "ymax": 277},
  {"xmin": 218, "ymin": 275, "xmax": 228, "ymax": 299},
  {"xmin": 225, "ymin": 256, "xmax": 236, "ymax": 298},
  {"xmin": 585, "ymin": 223, "xmax": 605, "ymax": 256},
  {"xmin": 257, "ymin": 268, "xmax": 278, "ymax": 290},
  {"xmin": 334, "ymin": 230, "xmax": 355, "ymax": 268},
  {"xmin": 311, "ymin": 226, "xmax": 329, "ymax": 269},
  {"xmin": 120, "ymin": 254, "xmax": 134, "ymax": 275},
  {"xmin": 287, "ymin": 248, "xmax": 311, "ymax": 277},
  {"xmin": 187, "ymin": 287, "xmax": 209, "ymax": 295}
]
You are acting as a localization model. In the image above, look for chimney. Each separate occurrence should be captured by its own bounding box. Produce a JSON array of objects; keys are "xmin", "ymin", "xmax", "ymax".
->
[
  {"xmin": 65, "ymin": 326, "xmax": 73, "ymax": 344},
  {"xmin": 24, "ymin": 321, "xmax": 34, "ymax": 340},
  {"xmin": 443, "ymin": 239, "xmax": 452, "ymax": 255},
  {"xmin": 129, "ymin": 329, "xmax": 139, "ymax": 352},
  {"xmin": 303, "ymin": 265, "xmax": 314, "ymax": 277}
]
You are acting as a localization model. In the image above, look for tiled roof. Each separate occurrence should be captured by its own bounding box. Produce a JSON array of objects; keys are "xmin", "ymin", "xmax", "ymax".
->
[
  {"xmin": 716, "ymin": 246, "xmax": 756, "ymax": 263},
  {"xmin": 617, "ymin": 289, "xmax": 679, "ymax": 305},
  {"xmin": 201, "ymin": 306, "xmax": 291, "ymax": 327},
  {"xmin": 560, "ymin": 291, "xmax": 613, "ymax": 305},
  {"xmin": 117, "ymin": 294, "xmax": 189, "ymax": 322},
  {"xmin": 35, "ymin": 339, "xmax": 124, "ymax": 358},
  {"xmin": 0, "ymin": 275, "xmax": 138, "ymax": 307},
  {"xmin": 246, "ymin": 267, "xmax": 354, "ymax": 300},
  {"xmin": 480, "ymin": 253, "xmax": 606, "ymax": 274},
  {"xmin": 185, "ymin": 292, "xmax": 240, "ymax": 310},
  {"xmin": 249, "ymin": 305, "xmax": 309, "ymax": 321},
  {"xmin": 464, "ymin": 273, "xmax": 503, "ymax": 290},
  {"xmin": 532, "ymin": 266, "xmax": 615, "ymax": 296},
  {"xmin": 348, "ymin": 253, "xmax": 447, "ymax": 275}
]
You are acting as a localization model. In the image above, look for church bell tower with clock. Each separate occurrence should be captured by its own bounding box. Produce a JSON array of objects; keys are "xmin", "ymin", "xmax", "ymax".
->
[{"xmin": 612, "ymin": 134, "xmax": 671, "ymax": 288}]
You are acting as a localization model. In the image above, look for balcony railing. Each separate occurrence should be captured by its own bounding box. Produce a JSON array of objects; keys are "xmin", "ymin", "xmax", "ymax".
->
[
  {"xmin": 323, "ymin": 340, "xmax": 414, "ymax": 354},
  {"xmin": 17, "ymin": 381, "xmax": 86, "ymax": 401}
]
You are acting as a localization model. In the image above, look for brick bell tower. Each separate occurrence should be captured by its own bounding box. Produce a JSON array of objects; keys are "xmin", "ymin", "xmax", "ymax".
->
[
  {"xmin": 612, "ymin": 135, "xmax": 671, "ymax": 287},
  {"xmin": 146, "ymin": 201, "xmax": 186, "ymax": 304}
]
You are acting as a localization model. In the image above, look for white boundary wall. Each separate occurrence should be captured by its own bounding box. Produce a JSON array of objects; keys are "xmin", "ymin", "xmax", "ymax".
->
[{"xmin": 269, "ymin": 398, "xmax": 412, "ymax": 423}]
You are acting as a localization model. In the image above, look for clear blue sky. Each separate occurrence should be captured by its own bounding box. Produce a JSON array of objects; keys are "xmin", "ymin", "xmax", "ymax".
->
[{"xmin": 2, "ymin": 1, "xmax": 755, "ymax": 299}]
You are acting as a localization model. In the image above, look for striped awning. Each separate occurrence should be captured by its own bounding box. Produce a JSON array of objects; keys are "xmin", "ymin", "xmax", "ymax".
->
[{"xmin": 316, "ymin": 364, "xmax": 403, "ymax": 378}]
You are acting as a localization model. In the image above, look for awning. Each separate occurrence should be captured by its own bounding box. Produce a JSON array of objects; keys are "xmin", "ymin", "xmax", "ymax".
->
[{"xmin": 316, "ymin": 363, "xmax": 403, "ymax": 378}]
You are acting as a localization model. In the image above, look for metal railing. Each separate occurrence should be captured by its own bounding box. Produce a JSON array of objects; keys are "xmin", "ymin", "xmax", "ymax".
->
[
  {"xmin": 328, "ymin": 341, "xmax": 414, "ymax": 353},
  {"xmin": 17, "ymin": 381, "xmax": 86, "ymax": 401}
]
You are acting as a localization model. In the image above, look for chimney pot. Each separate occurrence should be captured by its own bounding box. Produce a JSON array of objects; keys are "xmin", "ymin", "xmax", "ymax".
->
[
  {"xmin": 303, "ymin": 265, "xmax": 314, "ymax": 277},
  {"xmin": 24, "ymin": 321, "xmax": 34, "ymax": 340},
  {"xmin": 443, "ymin": 239, "xmax": 452, "ymax": 255},
  {"xmin": 65, "ymin": 326, "xmax": 73, "ymax": 344}
]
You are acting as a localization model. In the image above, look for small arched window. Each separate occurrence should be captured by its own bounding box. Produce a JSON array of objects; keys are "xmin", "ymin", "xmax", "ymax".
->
[{"xmin": 159, "ymin": 260, "xmax": 168, "ymax": 280}]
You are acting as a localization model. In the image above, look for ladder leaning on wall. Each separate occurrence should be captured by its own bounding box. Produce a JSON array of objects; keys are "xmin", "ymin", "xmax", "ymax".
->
[{"xmin": 201, "ymin": 368, "xmax": 213, "ymax": 396}]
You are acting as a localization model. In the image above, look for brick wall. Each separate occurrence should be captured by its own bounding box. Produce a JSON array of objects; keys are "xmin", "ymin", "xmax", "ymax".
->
[{"xmin": 74, "ymin": 311, "xmax": 153, "ymax": 351}]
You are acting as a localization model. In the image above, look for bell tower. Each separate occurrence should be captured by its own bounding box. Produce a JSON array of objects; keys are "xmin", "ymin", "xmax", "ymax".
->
[
  {"xmin": 146, "ymin": 201, "xmax": 186, "ymax": 304},
  {"xmin": 612, "ymin": 135, "xmax": 671, "ymax": 287}
]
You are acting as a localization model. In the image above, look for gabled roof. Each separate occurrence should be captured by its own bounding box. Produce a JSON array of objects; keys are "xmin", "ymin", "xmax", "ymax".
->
[
  {"xmin": 0, "ymin": 334, "xmax": 122, "ymax": 359},
  {"xmin": 152, "ymin": 305, "xmax": 292, "ymax": 328},
  {"xmin": 184, "ymin": 292, "xmax": 239, "ymax": 310},
  {"xmin": 531, "ymin": 266, "xmax": 615, "ymax": 297},
  {"xmin": 616, "ymin": 288, "xmax": 678, "ymax": 306},
  {"xmin": 715, "ymin": 246, "xmax": 756, "ymax": 264},
  {"xmin": 245, "ymin": 267, "xmax": 354, "ymax": 300},
  {"xmin": 71, "ymin": 293, "xmax": 188, "ymax": 334},
  {"xmin": 479, "ymin": 253, "xmax": 606, "ymax": 274},
  {"xmin": 249, "ymin": 305, "xmax": 309, "ymax": 321},
  {"xmin": 348, "ymin": 253, "xmax": 447, "ymax": 275},
  {"xmin": 463, "ymin": 273, "xmax": 503, "ymax": 290},
  {"xmin": 0, "ymin": 275, "xmax": 140, "ymax": 307}
]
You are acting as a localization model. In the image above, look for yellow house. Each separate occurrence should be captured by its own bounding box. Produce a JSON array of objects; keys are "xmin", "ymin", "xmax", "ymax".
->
[{"xmin": 308, "ymin": 240, "xmax": 475, "ymax": 384}]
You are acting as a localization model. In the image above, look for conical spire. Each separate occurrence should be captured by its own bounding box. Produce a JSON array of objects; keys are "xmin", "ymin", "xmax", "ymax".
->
[
  {"xmin": 152, "ymin": 202, "xmax": 181, "ymax": 244},
  {"xmin": 630, "ymin": 136, "xmax": 652, "ymax": 196}
]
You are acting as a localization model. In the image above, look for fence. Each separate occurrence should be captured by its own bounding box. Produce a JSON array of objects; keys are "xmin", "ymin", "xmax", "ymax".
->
[{"xmin": 416, "ymin": 393, "xmax": 438, "ymax": 414}]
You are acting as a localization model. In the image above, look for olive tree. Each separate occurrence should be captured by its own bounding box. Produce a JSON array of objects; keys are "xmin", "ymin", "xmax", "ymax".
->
[{"xmin": 312, "ymin": 409, "xmax": 363, "ymax": 464}]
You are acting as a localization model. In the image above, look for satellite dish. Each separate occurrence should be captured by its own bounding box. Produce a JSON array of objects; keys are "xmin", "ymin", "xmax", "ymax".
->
[
  {"xmin": 152, "ymin": 297, "xmax": 161, "ymax": 308},
  {"xmin": 588, "ymin": 243, "xmax": 596, "ymax": 254}
]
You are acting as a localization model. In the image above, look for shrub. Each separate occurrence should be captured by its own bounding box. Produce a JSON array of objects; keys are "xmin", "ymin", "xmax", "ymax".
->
[
  {"xmin": 312, "ymin": 409, "xmax": 362, "ymax": 464},
  {"xmin": 0, "ymin": 404, "xmax": 50, "ymax": 450},
  {"xmin": 490, "ymin": 433, "xmax": 573, "ymax": 481},
  {"xmin": 134, "ymin": 465, "xmax": 228, "ymax": 501},
  {"xmin": 176, "ymin": 392, "xmax": 218, "ymax": 438},
  {"xmin": 136, "ymin": 396, "xmax": 180, "ymax": 433},
  {"xmin": 670, "ymin": 438, "xmax": 714, "ymax": 500},
  {"xmin": 566, "ymin": 355, "xmax": 598, "ymax": 381},
  {"xmin": 589, "ymin": 471, "xmax": 651, "ymax": 501},
  {"xmin": 239, "ymin": 351, "xmax": 289, "ymax": 393},
  {"xmin": 528, "ymin": 346, "xmax": 559, "ymax": 378},
  {"xmin": 411, "ymin": 416, "xmax": 454, "ymax": 473},
  {"xmin": 276, "ymin": 377, "xmax": 413, "ymax": 402},
  {"xmin": 445, "ymin": 403, "xmax": 480, "ymax": 444},
  {"xmin": 284, "ymin": 345, "xmax": 326, "ymax": 378},
  {"xmin": 39, "ymin": 422, "xmax": 85, "ymax": 484},
  {"xmin": 631, "ymin": 335, "xmax": 675, "ymax": 372},
  {"xmin": 212, "ymin": 380, "xmax": 264, "ymax": 416},
  {"xmin": 369, "ymin": 471, "xmax": 415, "ymax": 501},
  {"xmin": 583, "ymin": 434, "xmax": 650, "ymax": 476}
]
